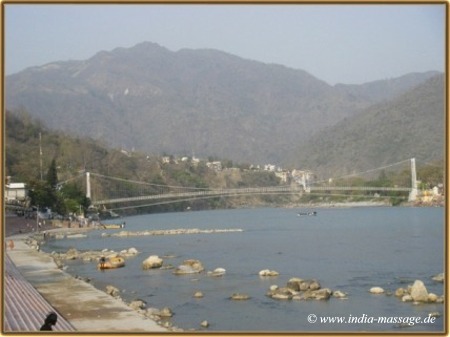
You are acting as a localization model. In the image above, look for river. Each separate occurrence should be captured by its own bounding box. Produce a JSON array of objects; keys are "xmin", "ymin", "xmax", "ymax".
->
[{"xmin": 42, "ymin": 206, "xmax": 445, "ymax": 332}]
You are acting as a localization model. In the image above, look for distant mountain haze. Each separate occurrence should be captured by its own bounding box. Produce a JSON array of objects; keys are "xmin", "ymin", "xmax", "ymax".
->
[
  {"xmin": 5, "ymin": 41, "xmax": 442, "ymax": 173},
  {"xmin": 290, "ymin": 74, "xmax": 445, "ymax": 177}
]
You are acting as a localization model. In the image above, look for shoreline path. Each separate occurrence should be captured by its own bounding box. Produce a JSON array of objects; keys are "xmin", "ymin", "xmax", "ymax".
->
[{"xmin": 4, "ymin": 230, "xmax": 168, "ymax": 333}]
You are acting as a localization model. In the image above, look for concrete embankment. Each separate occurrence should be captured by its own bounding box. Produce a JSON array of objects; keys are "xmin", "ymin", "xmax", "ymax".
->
[{"xmin": 5, "ymin": 234, "xmax": 167, "ymax": 332}]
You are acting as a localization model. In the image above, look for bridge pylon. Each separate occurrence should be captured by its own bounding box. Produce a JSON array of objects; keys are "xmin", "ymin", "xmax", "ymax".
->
[
  {"xmin": 408, "ymin": 158, "xmax": 418, "ymax": 202},
  {"xmin": 86, "ymin": 172, "xmax": 91, "ymax": 200}
]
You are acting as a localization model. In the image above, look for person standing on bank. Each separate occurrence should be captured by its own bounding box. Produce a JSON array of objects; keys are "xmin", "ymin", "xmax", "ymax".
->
[
  {"xmin": 40, "ymin": 312, "xmax": 57, "ymax": 331},
  {"xmin": 100, "ymin": 256, "xmax": 106, "ymax": 269}
]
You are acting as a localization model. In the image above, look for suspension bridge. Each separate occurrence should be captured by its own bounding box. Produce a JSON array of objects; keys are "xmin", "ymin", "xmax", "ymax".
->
[{"xmin": 62, "ymin": 158, "xmax": 418, "ymax": 210}]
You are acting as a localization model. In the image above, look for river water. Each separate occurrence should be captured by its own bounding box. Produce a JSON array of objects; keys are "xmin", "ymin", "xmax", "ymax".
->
[{"xmin": 43, "ymin": 207, "xmax": 445, "ymax": 332}]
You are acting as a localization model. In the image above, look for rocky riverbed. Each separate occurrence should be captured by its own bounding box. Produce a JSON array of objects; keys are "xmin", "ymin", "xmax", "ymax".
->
[
  {"xmin": 102, "ymin": 228, "xmax": 243, "ymax": 238},
  {"xmin": 13, "ymin": 210, "xmax": 444, "ymax": 329},
  {"xmin": 33, "ymin": 231, "xmax": 445, "ymax": 330}
]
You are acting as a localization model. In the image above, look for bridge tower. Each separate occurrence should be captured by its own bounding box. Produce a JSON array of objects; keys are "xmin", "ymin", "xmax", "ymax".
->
[
  {"xmin": 86, "ymin": 172, "xmax": 91, "ymax": 200},
  {"xmin": 408, "ymin": 158, "xmax": 418, "ymax": 202}
]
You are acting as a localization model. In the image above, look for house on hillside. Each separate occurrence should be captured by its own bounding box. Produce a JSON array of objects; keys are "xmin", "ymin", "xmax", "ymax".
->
[
  {"xmin": 5, "ymin": 183, "xmax": 28, "ymax": 202},
  {"xmin": 207, "ymin": 161, "xmax": 222, "ymax": 171},
  {"xmin": 291, "ymin": 170, "xmax": 315, "ymax": 190}
]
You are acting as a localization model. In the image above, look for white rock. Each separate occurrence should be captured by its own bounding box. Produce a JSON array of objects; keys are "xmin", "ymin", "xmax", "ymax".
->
[
  {"xmin": 333, "ymin": 290, "xmax": 348, "ymax": 299},
  {"xmin": 271, "ymin": 293, "xmax": 291, "ymax": 300},
  {"xmin": 269, "ymin": 285, "xmax": 279, "ymax": 291},
  {"xmin": 410, "ymin": 280, "xmax": 429, "ymax": 302},
  {"xmin": 259, "ymin": 269, "xmax": 279, "ymax": 277},
  {"xmin": 428, "ymin": 293, "xmax": 438, "ymax": 302},
  {"xmin": 395, "ymin": 287, "xmax": 406, "ymax": 297},
  {"xmin": 128, "ymin": 247, "xmax": 139, "ymax": 255},
  {"xmin": 173, "ymin": 259, "xmax": 204, "ymax": 274},
  {"xmin": 369, "ymin": 287, "xmax": 385, "ymax": 294},
  {"xmin": 159, "ymin": 307, "xmax": 173, "ymax": 317},
  {"xmin": 142, "ymin": 255, "xmax": 163, "ymax": 269},
  {"xmin": 129, "ymin": 299, "xmax": 146, "ymax": 310},
  {"xmin": 432, "ymin": 273, "xmax": 444, "ymax": 283},
  {"xmin": 207, "ymin": 267, "xmax": 226, "ymax": 276},
  {"xmin": 402, "ymin": 295, "xmax": 413, "ymax": 302},
  {"xmin": 230, "ymin": 293, "xmax": 250, "ymax": 300},
  {"xmin": 193, "ymin": 291, "xmax": 204, "ymax": 298},
  {"xmin": 106, "ymin": 285, "xmax": 120, "ymax": 297}
]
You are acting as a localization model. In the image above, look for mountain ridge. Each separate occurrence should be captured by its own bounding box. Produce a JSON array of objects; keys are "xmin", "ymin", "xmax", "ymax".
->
[
  {"xmin": 290, "ymin": 74, "xmax": 445, "ymax": 177},
  {"xmin": 5, "ymin": 41, "xmax": 442, "ymax": 168}
]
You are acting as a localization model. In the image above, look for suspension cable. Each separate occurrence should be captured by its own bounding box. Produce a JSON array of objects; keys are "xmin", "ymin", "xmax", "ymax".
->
[{"xmin": 313, "ymin": 158, "xmax": 412, "ymax": 185}]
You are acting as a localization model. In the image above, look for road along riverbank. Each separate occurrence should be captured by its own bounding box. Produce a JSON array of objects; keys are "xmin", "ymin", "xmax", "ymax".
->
[{"xmin": 5, "ymin": 232, "xmax": 168, "ymax": 333}]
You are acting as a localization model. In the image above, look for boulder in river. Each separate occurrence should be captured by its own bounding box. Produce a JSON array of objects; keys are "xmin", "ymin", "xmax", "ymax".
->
[
  {"xmin": 230, "ymin": 293, "xmax": 251, "ymax": 300},
  {"xmin": 158, "ymin": 307, "xmax": 174, "ymax": 317},
  {"xmin": 129, "ymin": 299, "xmax": 146, "ymax": 311},
  {"xmin": 142, "ymin": 255, "xmax": 164, "ymax": 269},
  {"xmin": 106, "ymin": 285, "xmax": 120, "ymax": 297},
  {"xmin": 173, "ymin": 259, "xmax": 204, "ymax": 275},
  {"xmin": 259, "ymin": 269, "xmax": 279, "ymax": 277},
  {"xmin": 65, "ymin": 248, "xmax": 79, "ymax": 260},
  {"xmin": 293, "ymin": 288, "xmax": 331, "ymax": 301},
  {"xmin": 395, "ymin": 287, "xmax": 407, "ymax": 297},
  {"xmin": 410, "ymin": 280, "xmax": 429, "ymax": 302},
  {"xmin": 207, "ymin": 267, "xmax": 226, "ymax": 277},
  {"xmin": 266, "ymin": 286, "xmax": 295, "ymax": 300},
  {"xmin": 369, "ymin": 287, "xmax": 385, "ymax": 294},
  {"xmin": 193, "ymin": 291, "xmax": 204, "ymax": 298},
  {"xmin": 432, "ymin": 273, "xmax": 444, "ymax": 283},
  {"xmin": 286, "ymin": 277, "xmax": 303, "ymax": 291},
  {"xmin": 332, "ymin": 290, "xmax": 348, "ymax": 299}
]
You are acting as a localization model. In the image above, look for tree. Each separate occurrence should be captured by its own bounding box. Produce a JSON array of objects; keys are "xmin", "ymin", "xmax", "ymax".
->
[
  {"xmin": 28, "ymin": 180, "xmax": 56, "ymax": 209},
  {"xmin": 46, "ymin": 158, "xmax": 58, "ymax": 189},
  {"xmin": 60, "ymin": 183, "xmax": 90, "ymax": 215}
]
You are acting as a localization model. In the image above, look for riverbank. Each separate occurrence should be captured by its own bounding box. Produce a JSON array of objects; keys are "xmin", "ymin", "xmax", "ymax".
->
[
  {"xmin": 4, "ymin": 213, "xmax": 56, "ymax": 237},
  {"xmin": 4, "ymin": 224, "xmax": 168, "ymax": 332}
]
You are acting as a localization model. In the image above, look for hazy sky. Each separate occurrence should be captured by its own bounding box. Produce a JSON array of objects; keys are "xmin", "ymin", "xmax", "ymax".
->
[{"xmin": 5, "ymin": 3, "xmax": 445, "ymax": 85}]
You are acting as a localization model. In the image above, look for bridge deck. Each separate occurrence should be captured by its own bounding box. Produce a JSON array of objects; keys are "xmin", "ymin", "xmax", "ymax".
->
[{"xmin": 92, "ymin": 185, "xmax": 411, "ymax": 206}]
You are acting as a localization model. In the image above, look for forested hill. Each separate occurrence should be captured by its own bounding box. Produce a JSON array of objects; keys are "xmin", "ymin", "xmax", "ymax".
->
[
  {"xmin": 289, "ymin": 74, "xmax": 445, "ymax": 178},
  {"xmin": 5, "ymin": 41, "xmax": 440, "ymax": 165},
  {"xmin": 5, "ymin": 110, "xmax": 292, "ymax": 212}
]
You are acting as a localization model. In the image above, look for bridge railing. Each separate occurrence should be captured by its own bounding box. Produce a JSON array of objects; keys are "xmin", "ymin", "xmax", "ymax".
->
[
  {"xmin": 91, "ymin": 185, "xmax": 410, "ymax": 205},
  {"xmin": 310, "ymin": 186, "xmax": 411, "ymax": 192},
  {"xmin": 92, "ymin": 185, "xmax": 302, "ymax": 205}
]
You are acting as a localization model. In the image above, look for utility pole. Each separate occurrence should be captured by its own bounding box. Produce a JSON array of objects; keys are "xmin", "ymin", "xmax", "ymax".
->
[
  {"xmin": 36, "ymin": 204, "xmax": 40, "ymax": 232},
  {"xmin": 39, "ymin": 132, "xmax": 43, "ymax": 181}
]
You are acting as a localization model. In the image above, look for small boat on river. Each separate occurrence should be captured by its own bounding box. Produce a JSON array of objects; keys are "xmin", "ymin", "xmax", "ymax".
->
[
  {"xmin": 297, "ymin": 211, "xmax": 317, "ymax": 216},
  {"xmin": 98, "ymin": 256, "xmax": 125, "ymax": 270}
]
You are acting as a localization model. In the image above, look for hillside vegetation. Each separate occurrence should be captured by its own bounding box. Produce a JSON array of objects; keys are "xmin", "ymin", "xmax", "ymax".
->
[
  {"xmin": 5, "ymin": 110, "xmax": 302, "ymax": 215},
  {"xmin": 5, "ymin": 41, "xmax": 440, "ymax": 165},
  {"xmin": 291, "ymin": 74, "xmax": 445, "ymax": 178},
  {"xmin": 6, "ymin": 109, "xmax": 444, "ymax": 215}
]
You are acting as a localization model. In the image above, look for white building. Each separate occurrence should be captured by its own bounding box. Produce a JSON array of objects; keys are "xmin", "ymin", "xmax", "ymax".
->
[
  {"xmin": 291, "ymin": 170, "xmax": 314, "ymax": 190},
  {"xmin": 5, "ymin": 183, "xmax": 27, "ymax": 202},
  {"xmin": 207, "ymin": 161, "xmax": 222, "ymax": 171},
  {"xmin": 264, "ymin": 164, "xmax": 277, "ymax": 172}
]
